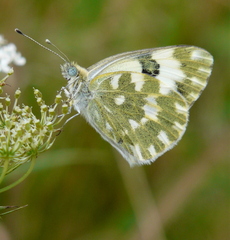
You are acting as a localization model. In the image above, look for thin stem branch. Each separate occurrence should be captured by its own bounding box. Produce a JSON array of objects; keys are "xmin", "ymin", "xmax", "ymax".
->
[
  {"xmin": 0, "ymin": 156, "xmax": 36, "ymax": 193},
  {"xmin": 0, "ymin": 158, "xmax": 9, "ymax": 185}
]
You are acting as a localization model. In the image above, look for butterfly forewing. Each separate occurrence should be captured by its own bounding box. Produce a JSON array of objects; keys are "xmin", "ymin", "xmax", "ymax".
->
[
  {"xmin": 88, "ymin": 46, "xmax": 213, "ymax": 107},
  {"xmin": 84, "ymin": 71, "xmax": 189, "ymax": 166}
]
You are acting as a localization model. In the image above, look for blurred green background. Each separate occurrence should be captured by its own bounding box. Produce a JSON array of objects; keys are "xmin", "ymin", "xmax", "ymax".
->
[{"xmin": 0, "ymin": 0, "xmax": 229, "ymax": 239}]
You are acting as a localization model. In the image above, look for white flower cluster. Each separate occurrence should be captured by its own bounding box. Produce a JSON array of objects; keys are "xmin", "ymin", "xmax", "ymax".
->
[
  {"xmin": 0, "ymin": 34, "xmax": 26, "ymax": 73},
  {"xmin": 0, "ymin": 82, "xmax": 70, "ymax": 174}
]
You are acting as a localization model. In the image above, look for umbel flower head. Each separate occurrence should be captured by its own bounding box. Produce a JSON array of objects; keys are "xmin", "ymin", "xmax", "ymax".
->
[
  {"xmin": 0, "ymin": 71, "xmax": 71, "ymax": 193},
  {"xmin": 0, "ymin": 34, "xmax": 26, "ymax": 73}
]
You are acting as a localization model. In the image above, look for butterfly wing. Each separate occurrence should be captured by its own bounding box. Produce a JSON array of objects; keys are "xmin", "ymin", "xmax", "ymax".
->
[
  {"xmin": 80, "ymin": 46, "xmax": 213, "ymax": 166},
  {"xmin": 88, "ymin": 45, "xmax": 214, "ymax": 107},
  {"xmin": 82, "ymin": 71, "xmax": 189, "ymax": 166}
]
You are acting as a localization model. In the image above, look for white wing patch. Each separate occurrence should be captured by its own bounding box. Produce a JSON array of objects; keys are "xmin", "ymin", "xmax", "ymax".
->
[
  {"xmin": 174, "ymin": 102, "xmax": 188, "ymax": 114},
  {"xmin": 198, "ymin": 67, "xmax": 212, "ymax": 75},
  {"xmin": 173, "ymin": 121, "xmax": 187, "ymax": 131},
  {"xmin": 131, "ymin": 73, "xmax": 145, "ymax": 91},
  {"xmin": 110, "ymin": 74, "xmax": 121, "ymax": 89},
  {"xmin": 157, "ymin": 130, "xmax": 171, "ymax": 146},
  {"xmin": 141, "ymin": 117, "xmax": 148, "ymax": 124},
  {"xmin": 148, "ymin": 145, "xmax": 157, "ymax": 156},
  {"xmin": 129, "ymin": 119, "xmax": 140, "ymax": 129},
  {"xmin": 145, "ymin": 96, "xmax": 157, "ymax": 105},
  {"xmin": 114, "ymin": 95, "xmax": 125, "ymax": 105},
  {"xmin": 191, "ymin": 49, "xmax": 206, "ymax": 60},
  {"xmin": 143, "ymin": 104, "xmax": 159, "ymax": 121},
  {"xmin": 156, "ymin": 60, "xmax": 186, "ymax": 87},
  {"xmin": 132, "ymin": 144, "xmax": 143, "ymax": 160}
]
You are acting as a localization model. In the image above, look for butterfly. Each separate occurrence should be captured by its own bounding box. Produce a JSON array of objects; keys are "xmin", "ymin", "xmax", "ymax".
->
[
  {"xmin": 60, "ymin": 46, "xmax": 213, "ymax": 166},
  {"xmin": 14, "ymin": 29, "xmax": 214, "ymax": 166}
]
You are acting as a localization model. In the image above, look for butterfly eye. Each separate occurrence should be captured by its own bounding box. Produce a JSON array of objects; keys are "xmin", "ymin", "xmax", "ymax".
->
[{"xmin": 68, "ymin": 66, "xmax": 78, "ymax": 77}]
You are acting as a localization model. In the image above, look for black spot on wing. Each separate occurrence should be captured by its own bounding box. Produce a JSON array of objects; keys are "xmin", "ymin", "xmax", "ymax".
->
[{"xmin": 138, "ymin": 55, "xmax": 160, "ymax": 77}]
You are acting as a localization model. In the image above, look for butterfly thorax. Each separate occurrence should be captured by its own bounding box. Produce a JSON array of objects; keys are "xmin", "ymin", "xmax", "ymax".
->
[{"xmin": 61, "ymin": 62, "xmax": 92, "ymax": 113}]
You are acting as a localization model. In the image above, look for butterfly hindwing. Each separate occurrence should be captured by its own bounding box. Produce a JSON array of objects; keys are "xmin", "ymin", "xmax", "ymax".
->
[{"xmin": 83, "ymin": 71, "xmax": 189, "ymax": 166}]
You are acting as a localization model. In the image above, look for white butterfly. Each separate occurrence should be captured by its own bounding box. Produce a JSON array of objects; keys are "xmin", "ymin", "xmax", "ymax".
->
[
  {"xmin": 15, "ymin": 29, "xmax": 213, "ymax": 166},
  {"xmin": 61, "ymin": 46, "xmax": 213, "ymax": 166}
]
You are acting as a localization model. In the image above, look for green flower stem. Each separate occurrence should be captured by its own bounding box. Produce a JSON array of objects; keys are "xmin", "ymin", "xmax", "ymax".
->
[
  {"xmin": 0, "ymin": 156, "xmax": 36, "ymax": 193},
  {"xmin": 0, "ymin": 158, "xmax": 9, "ymax": 185}
]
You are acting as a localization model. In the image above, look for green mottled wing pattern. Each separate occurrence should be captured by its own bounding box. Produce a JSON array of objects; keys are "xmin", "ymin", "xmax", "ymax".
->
[
  {"xmin": 82, "ymin": 46, "xmax": 213, "ymax": 166},
  {"xmin": 85, "ymin": 72, "xmax": 189, "ymax": 166}
]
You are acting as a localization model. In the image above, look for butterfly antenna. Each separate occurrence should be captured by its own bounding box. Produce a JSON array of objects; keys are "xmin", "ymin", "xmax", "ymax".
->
[
  {"xmin": 15, "ymin": 28, "xmax": 67, "ymax": 62},
  {"xmin": 45, "ymin": 39, "xmax": 71, "ymax": 63}
]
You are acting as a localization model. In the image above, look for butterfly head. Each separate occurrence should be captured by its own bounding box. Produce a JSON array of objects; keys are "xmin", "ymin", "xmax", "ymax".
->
[
  {"xmin": 60, "ymin": 62, "xmax": 88, "ymax": 83},
  {"xmin": 61, "ymin": 62, "xmax": 78, "ymax": 81}
]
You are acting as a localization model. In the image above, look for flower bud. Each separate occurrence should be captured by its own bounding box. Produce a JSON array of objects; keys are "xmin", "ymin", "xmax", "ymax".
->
[
  {"xmin": 14, "ymin": 89, "xmax": 21, "ymax": 99},
  {"xmin": 62, "ymin": 103, "xmax": 69, "ymax": 115},
  {"xmin": 55, "ymin": 94, "xmax": 62, "ymax": 104}
]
